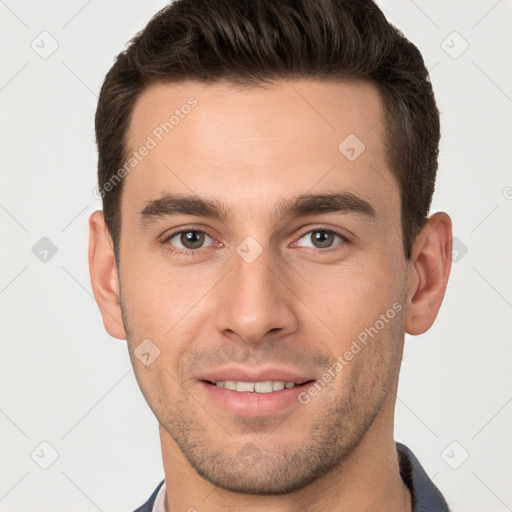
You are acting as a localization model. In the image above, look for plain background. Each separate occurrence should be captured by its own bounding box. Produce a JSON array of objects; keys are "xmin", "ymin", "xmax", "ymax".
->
[{"xmin": 0, "ymin": 1, "xmax": 511, "ymax": 510}]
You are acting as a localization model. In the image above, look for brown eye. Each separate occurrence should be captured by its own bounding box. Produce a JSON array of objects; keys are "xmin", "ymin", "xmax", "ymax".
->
[
  {"xmin": 166, "ymin": 230, "xmax": 213, "ymax": 251},
  {"xmin": 296, "ymin": 229, "xmax": 347, "ymax": 249},
  {"xmin": 311, "ymin": 230, "xmax": 335, "ymax": 248}
]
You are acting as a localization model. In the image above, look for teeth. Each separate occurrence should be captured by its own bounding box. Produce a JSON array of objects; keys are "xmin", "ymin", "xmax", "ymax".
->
[
  {"xmin": 236, "ymin": 381, "xmax": 256, "ymax": 392},
  {"xmin": 272, "ymin": 381, "xmax": 285, "ymax": 391},
  {"xmin": 254, "ymin": 381, "xmax": 273, "ymax": 393},
  {"xmin": 223, "ymin": 381, "xmax": 237, "ymax": 391},
  {"xmin": 213, "ymin": 381, "xmax": 298, "ymax": 393}
]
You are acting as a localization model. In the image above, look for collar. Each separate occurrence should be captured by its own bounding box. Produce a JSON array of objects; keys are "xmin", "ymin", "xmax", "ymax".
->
[{"xmin": 396, "ymin": 442, "xmax": 450, "ymax": 511}]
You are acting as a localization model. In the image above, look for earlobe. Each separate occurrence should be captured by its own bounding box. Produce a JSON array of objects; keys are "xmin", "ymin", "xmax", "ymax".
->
[
  {"xmin": 405, "ymin": 212, "xmax": 452, "ymax": 335},
  {"xmin": 88, "ymin": 210, "xmax": 127, "ymax": 340}
]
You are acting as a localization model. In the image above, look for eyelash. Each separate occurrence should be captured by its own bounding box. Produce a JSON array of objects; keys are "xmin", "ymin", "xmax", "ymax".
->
[
  {"xmin": 162, "ymin": 228, "xmax": 218, "ymax": 257},
  {"xmin": 162, "ymin": 227, "xmax": 350, "ymax": 257}
]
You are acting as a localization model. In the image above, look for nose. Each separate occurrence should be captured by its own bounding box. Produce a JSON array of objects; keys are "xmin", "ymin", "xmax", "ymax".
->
[{"xmin": 214, "ymin": 243, "xmax": 299, "ymax": 344}]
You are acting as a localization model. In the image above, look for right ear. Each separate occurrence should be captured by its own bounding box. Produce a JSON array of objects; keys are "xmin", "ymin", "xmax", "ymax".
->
[{"xmin": 88, "ymin": 210, "xmax": 127, "ymax": 340}]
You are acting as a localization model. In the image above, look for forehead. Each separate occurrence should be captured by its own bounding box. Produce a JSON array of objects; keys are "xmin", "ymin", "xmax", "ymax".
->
[{"xmin": 122, "ymin": 79, "xmax": 398, "ymax": 224}]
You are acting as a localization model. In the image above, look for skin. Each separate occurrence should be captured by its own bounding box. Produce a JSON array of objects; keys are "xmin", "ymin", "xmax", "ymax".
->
[{"xmin": 89, "ymin": 79, "xmax": 452, "ymax": 511}]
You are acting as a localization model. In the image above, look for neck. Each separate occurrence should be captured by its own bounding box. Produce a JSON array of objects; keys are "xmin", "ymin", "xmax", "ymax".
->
[{"xmin": 158, "ymin": 389, "xmax": 411, "ymax": 512}]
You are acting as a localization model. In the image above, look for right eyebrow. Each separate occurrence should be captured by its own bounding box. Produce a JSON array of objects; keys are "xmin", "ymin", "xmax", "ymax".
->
[{"xmin": 138, "ymin": 194, "xmax": 229, "ymax": 229}]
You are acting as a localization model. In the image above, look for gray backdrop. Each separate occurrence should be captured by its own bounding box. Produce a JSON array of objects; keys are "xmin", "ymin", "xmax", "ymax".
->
[{"xmin": 0, "ymin": 0, "xmax": 511, "ymax": 510}]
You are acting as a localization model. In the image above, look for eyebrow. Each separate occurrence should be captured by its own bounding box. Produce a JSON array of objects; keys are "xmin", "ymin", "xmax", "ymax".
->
[{"xmin": 138, "ymin": 191, "xmax": 376, "ymax": 228}]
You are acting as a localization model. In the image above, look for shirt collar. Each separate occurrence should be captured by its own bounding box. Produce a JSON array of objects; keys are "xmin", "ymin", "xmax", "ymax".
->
[{"xmin": 397, "ymin": 442, "xmax": 451, "ymax": 511}]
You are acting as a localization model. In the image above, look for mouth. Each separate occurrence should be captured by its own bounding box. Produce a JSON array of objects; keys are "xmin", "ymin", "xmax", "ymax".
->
[
  {"xmin": 202, "ymin": 379, "xmax": 314, "ymax": 393},
  {"xmin": 198, "ymin": 377, "xmax": 316, "ymax": 418}
]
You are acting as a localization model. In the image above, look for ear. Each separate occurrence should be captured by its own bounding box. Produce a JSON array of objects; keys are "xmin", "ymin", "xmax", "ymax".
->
[
  {"xmin": 88, "ymin": 210, "xmax": 127, "ymax": 340},
  {"xmin": 405, "ymin": 212, "xmax": 452, "ymax": 335}
]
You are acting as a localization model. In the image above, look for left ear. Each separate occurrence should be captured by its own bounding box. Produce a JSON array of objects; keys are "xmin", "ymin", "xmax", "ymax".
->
[{"xmin": 405, "ymin": 212, "xmax": 452, "ymax": 335}]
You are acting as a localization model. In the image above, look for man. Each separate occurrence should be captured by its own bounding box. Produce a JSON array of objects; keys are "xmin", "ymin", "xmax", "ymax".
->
[{"xmin": 88, "ymin": 0, "xmax": 452, "ymax": 510}]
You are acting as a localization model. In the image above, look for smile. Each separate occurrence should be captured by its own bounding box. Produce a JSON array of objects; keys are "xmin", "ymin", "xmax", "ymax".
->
[{"xmin": 210, "ymin": 380, "xmax": 300, "ymax": 393}]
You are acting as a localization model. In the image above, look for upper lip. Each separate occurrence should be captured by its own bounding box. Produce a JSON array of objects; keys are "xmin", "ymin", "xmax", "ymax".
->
[{"xmin": 198, "ymin": 367, "xmax": 315, "ymax": 385}]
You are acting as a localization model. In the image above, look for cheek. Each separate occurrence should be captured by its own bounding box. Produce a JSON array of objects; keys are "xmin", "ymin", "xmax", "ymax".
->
[
  {"xmin": 119, "ymin": 249, "xmax": 219, "ymax": 337},
  {"xmin": 128, "ymin": 358, "xmax": 179, "ymax": 426},
  {"xmin": 291, "ymin": 256, "xmax": 404, "ymax": 342},
  {"xmin": 119, "ymin": 256, "xmax": 216, "ymax": 398},
  {"xmin": 328, "ymin": 303, "xmax": 405, "ymax": 407}
]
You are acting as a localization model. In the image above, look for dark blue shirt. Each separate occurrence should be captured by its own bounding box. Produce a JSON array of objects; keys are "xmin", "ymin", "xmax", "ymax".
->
[{"xmin": 133, "ymin": 442, "xmax": 450, "ymax": 511}]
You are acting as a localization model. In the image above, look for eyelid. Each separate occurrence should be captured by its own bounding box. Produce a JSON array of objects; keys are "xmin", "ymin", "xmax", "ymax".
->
[
  {"xmin": 162, "ymin": 225, "xmax": 217, "ymax": 241},
  {"xmin": 169, "ymin": 231, "xmax": 214, "ymax": 247},
  {"xmin": 291, "ymin": 226, "xmax": 352, "ymax": 246}
]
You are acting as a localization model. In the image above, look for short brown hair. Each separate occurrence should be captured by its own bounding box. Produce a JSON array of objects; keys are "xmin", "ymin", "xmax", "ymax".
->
[{"xmin": 95, "ymin": 0, "xmax": 439, "ymax": 262}]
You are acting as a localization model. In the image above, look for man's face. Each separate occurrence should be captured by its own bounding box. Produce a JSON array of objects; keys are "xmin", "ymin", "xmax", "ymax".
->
[{"xmin": 117, "ymin": 79, "xmax": 408, "ymax": 493}]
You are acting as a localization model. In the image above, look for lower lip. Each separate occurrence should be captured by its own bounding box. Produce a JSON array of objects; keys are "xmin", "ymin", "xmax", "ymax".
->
[{"xmin": 199, "ymin": 381, "xmax": 314, "ymax": 418}]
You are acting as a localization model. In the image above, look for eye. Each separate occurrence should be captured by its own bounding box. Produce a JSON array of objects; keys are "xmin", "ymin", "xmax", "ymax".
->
[
  {"xmin": 294, "ymin": 229, "xmax": 348, "ymax": 249},
  {"xmin": 165, "ymin": 230, "xmax": 215, "ymax": 251}
]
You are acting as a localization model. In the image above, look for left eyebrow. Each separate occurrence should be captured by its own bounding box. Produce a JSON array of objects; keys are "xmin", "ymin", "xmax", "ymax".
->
[
  {"xmin": 275, "ymin": 192, "xmax": 376, "ymax": 221},
  {"xmin": 138, "ymin": 191, "xmax": 376, "ymax": 229}
]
